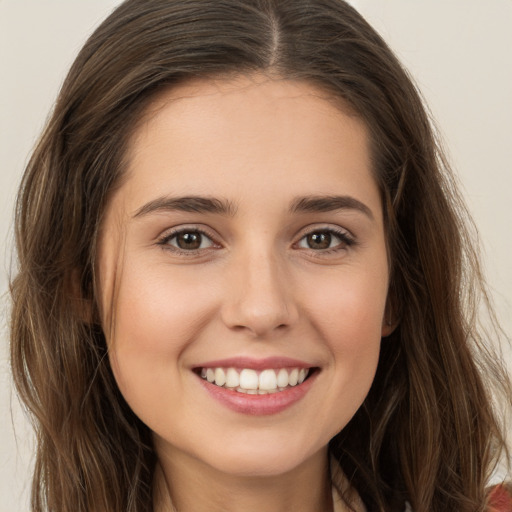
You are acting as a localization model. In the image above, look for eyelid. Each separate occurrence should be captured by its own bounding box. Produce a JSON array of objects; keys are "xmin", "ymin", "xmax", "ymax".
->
[
  {"xmin": 293, "ymin": 224, "xmax": 357, "ymax": 252},
  {"xmin": 298, "ymin": 223, "xmax": 355, "ymax": 240},
  {"xmin": 155, "ymin": 223, "xmax": 356, "ymax": 256},
  {"xmin": 157, "ymin": 225, "xmax": 221, "ymax": 253}
]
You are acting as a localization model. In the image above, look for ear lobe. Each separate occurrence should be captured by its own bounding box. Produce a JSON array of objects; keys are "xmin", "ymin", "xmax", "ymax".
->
[
  {"xmin": 72, "ymin": 297, "xmax": 95, "ymax": 324},
  {"xmin": 68, "ymin": 268, "xmax": 95, "ymax": 324},
  {"xmin": 381, "ymin": 316, "xmax": 398, "ymax": 337},
  {"xmin": 381, "ymin": 295, "xmax": 400, "ymax": 337}
]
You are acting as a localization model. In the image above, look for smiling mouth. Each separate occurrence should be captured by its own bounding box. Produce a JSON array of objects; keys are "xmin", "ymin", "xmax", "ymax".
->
[{"xmin": 196, "ymin": 367, "xmax": 315, "ymax": 394}]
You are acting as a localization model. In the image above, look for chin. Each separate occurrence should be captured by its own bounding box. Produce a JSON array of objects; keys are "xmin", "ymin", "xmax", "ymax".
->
[{"xmin": 200, "ymin": 438, "xmax": 325, "ymax": 478}]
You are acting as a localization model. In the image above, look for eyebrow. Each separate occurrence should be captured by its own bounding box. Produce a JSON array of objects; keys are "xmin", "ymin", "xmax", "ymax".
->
[
  {"xmin": 133, "ymin": 195, "xmax": 237, "ymax": 218},
  {"xmin": 290, "ymin": 195, "xmax": 374, "ymax": 220},
  {"xmin": 133, "ymin": 194, "xmax": 374, "ymax": 220}
]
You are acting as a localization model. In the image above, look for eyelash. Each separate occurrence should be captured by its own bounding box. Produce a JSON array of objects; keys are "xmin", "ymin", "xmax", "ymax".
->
[
  {"xmin": 157, "ymin": 227, "xmax": 219, "ymax": 256},
  {"xmin": 295, "ymin": 227, "xmax": 356, "ymax": 254},
  {"xmin": 157, "ymin": 226, "xmax": 356, "ymax": 256}
]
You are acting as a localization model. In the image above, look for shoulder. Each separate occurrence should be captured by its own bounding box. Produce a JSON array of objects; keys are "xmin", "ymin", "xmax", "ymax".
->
[{"xmin": 487, "ymin": 483, "xmax": 512, "ymax": 512}]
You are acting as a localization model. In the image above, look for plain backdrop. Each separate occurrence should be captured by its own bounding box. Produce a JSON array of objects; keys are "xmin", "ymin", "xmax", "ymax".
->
[{"xmin": 1, "ymin": 1, "xmax": 511, "ymax": 510}]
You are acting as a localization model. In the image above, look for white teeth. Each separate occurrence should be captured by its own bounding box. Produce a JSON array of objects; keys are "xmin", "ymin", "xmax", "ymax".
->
[
  {"xmin": 239, "ymin": 369, "xmax": 259, "ymax": 390},
  {"xmin": 200, "ymin": 366, "xmax": 311, "ymax": 393},
  {"xmin": 258, "ymin": 369, "xmax": 277, "ymax": 391},
  {"xmin": 288, "ymin": 368, "xmax": 299, "ymax": 386},
  {"xmin": 276, "ymin": 368, "xmax": 289, "ymax": 388},
  {"xmin": 225, "ymin": 368, "xmax": 240, "ymax": 388},
  {"xmin": 214, "ymin": 368, "xmax": 226, "ymax": 387}
]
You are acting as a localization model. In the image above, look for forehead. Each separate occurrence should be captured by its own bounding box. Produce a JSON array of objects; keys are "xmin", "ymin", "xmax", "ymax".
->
[
  {"xmin": 136, "ymin": 73, "xmax": 355, "ymax": 131},
  {"xmin": 121, "ymin": 74, "xmax": 375, "ymax": 205}
]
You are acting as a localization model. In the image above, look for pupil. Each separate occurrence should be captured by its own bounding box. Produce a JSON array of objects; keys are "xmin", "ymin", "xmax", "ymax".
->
[
  {"xmin": 177, "ymin": 232, "xmax": 201, "ymax": 250},
  {"xmin": 308, "ymin": 232, "xmax": 331, "ymax": 249}
]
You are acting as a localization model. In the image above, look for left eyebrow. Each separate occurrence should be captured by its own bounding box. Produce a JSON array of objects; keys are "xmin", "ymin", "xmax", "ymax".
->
[
  {"xmin": 290, "ymin": 195, "xmax": 374, "ymax": 220},
  {"xmin": 132, "ymin": 195, "xmax": 237, "ymax": 218}
]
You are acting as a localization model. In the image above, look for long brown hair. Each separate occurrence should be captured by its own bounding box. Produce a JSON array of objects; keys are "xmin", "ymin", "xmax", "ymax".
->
[{"xmin": 10, "ymin": 1, "xmax": 511, "ymax": 511}]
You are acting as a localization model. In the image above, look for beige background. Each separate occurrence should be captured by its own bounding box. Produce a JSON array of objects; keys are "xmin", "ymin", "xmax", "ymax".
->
[{"xmin": 1, "ymin": 1, "xmax": 510, "ymax": 510}]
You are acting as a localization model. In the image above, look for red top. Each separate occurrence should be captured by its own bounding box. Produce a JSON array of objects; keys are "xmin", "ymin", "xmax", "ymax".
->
[{"xmin": 488, "ymin": 485, "xmax": 512, "ymax": 512}]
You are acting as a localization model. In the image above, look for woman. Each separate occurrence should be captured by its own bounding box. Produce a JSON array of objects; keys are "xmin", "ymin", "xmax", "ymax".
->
[{"xmin": 10, "ymin": 0, "xmax": 511, "ymax": 511}]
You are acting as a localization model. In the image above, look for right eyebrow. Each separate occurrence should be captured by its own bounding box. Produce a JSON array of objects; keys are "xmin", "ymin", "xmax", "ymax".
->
[{"xmin": 132, "ymin": 195, "xmax": 237, "ymax": 218}]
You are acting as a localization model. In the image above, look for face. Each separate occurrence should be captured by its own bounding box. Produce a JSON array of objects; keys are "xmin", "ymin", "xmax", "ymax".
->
[{"xmin": 97, "ymin": 75, "xmax": 391, "ymax": 479}]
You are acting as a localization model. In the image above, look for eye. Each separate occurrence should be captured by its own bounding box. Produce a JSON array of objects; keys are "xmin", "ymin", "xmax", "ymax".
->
[
  {"xmin": 296, "ymin": 229, "xmax": 354, "ymax": 251},
  {"xmin": 160, "ymin": 229, "xmax": 215, "ymax": 251}
]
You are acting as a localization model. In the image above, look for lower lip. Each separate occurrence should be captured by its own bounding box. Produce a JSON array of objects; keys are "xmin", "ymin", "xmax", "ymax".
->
[{"xmin": 197, "ymin": 372, "xmax": 317, "ymax": 416}]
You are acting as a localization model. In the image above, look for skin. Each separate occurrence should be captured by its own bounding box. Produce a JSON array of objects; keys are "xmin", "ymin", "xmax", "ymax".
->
[{"xmin": 97, "ymin": 74, "xmax": 392, "ymax": 512}]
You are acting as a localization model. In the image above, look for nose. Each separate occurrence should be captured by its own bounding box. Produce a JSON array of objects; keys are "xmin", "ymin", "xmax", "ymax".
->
[{"xmin": 220, "ymin": 248, "xmax": 299, "ymax": 338}]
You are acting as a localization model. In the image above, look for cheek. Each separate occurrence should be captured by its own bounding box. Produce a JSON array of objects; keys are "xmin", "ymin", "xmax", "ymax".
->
[
  {"xmin": 303, "ymin": 262, "xmax": 388, "ymax": 343},
  {"xmin": 105, "ymin": 259, "xmax": 219, "ymax": 406},
  {"xmin": 301, "ymin": 264, "xmax": 387, "ymax": 419},
  {"xmin": 110, "ymin": 257, "xmax": 217, "ymax": 345}
]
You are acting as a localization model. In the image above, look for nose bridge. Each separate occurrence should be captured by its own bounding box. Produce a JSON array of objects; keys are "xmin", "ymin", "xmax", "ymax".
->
[{"xmin": 221, "ymin": 241, "xmax": 298, "ymax": 336}]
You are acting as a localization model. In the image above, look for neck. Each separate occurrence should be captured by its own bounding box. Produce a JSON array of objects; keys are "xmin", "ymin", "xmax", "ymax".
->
[{"xmin": 153, "ymin": 447, "xmax": 334, "ymax": 512}]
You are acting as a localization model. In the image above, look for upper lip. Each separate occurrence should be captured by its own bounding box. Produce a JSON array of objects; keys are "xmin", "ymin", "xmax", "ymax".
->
[{"xmin": 194, "ymin": 356, "xmax": 314, "ymax": 371}]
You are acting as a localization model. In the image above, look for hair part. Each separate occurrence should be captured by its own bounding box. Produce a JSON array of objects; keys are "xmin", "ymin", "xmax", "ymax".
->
[{"xmin": 10, "ymin": 1, "xmax": 511, "ymax": 511}]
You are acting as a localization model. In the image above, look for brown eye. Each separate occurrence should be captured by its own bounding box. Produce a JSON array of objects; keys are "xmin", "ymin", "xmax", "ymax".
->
[
  {"xmin": 306, "ymin": 232, "xmax": 332, "ymax": 250},
  {"xmin": 297, "ymin": 229, "xmax": 354, "ymax": 251},
  {"xmin": 166, "ymin": 230, "xmax": 214, "ymax": 251}
]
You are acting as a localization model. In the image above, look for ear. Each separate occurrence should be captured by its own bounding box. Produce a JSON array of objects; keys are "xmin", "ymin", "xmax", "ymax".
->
[
  {"xmin": 381, "ymin": 295, "xmax": 399, "ymax": 337},
  {"xmin": 68, "ymin": 268, "xmax": 95, "ymax": 324},
  {"xmin": 381, "ymin": 316, "xmax": 398, "ymax": 337}
]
